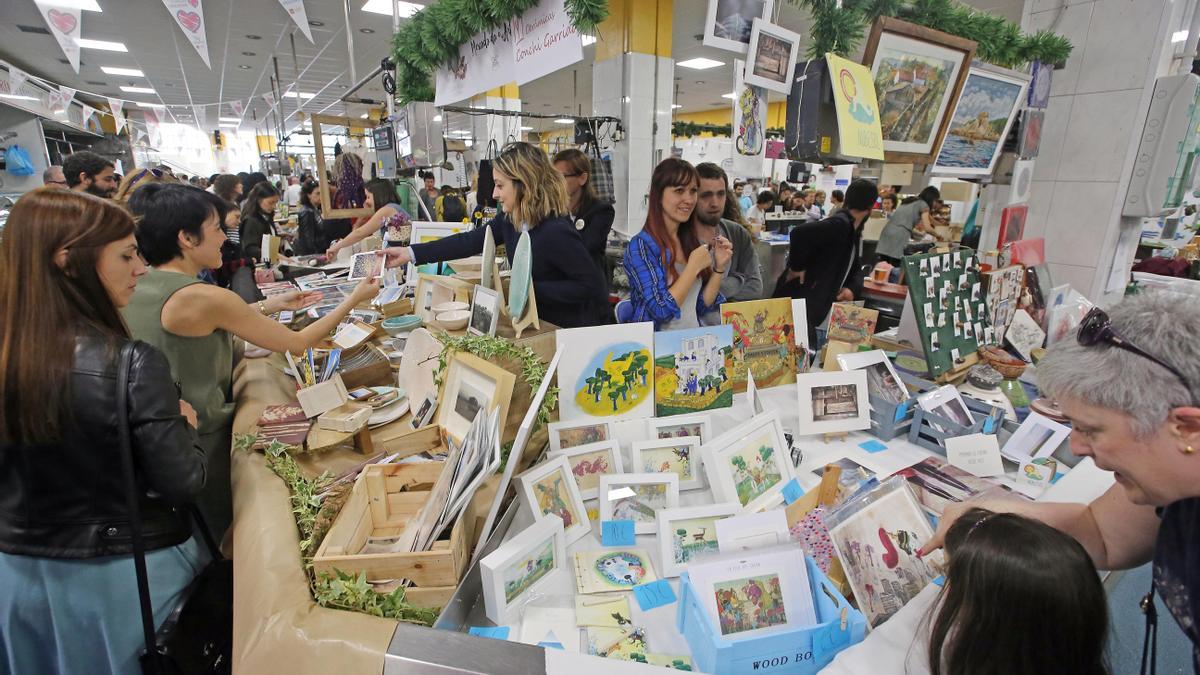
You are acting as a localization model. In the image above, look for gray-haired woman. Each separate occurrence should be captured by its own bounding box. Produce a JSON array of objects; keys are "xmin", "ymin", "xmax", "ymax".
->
[{"xmin": 922, "ymin": 290, "xmax": 1200, "ymax": 670}]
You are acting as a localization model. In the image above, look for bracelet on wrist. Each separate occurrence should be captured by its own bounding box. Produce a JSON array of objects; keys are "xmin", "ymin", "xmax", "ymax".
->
[{"xmin": 258, "ymin": 300, "xmax": 268, "ymax": 314}]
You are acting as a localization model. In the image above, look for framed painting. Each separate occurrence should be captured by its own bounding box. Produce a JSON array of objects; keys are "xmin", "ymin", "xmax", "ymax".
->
[
  {"xmin": 686, "ymin": 549, "xmax": 817, "ymax": 640},
  {"xmin": 631, "ymin": 437, "xmax": 704, "ymax": 491},
  {"xmin": 862, "ymin": 17, "xmax": 977, "ymax": 164},
  {"xmin": 653, "ymin": 325, "xmax": 735, "ymax": 417},
  {"xmin": 744, "ymin": 19, "xmax": 802, "ymax": 95},
  {"xmin": 703, "ymin": 0, "xmax": 774, "ymax": 54},
  {"xmin": 931, "ymin": 65, "xmax": 1030, "ymax": 177},
  {"xmin": 548, "ymin": 419, "xmax": 615, "ymax": 453},
  {"xmin": 549, "ymin": 440, "xmax": 624, "ymax": 501},
  {"xmin": 598, "ymin": 473, "xmax": 680, "ymax": 535},
  {"xmin": 701, "ymin": 412, "xmax": 795, "ymax": 513},
  {"xmin": 1027, "ymin": 60, "xmax": 1052, "ymax": 109},
  {"xmin": 655, "ymin": 503, "xmax": 741, "ymax": 577},
  {"xmin": 517, "ymin": 455, "xmax": 592, "ymax": 545},
  {"xmin": 479, "ymin": 515, "xmax": 566, "ymax": 623},
  {"xmin": 408, "ymin": 222, "xmax": 467, "ymax": 278},
  {"xmin": 1019, "ymin": 110, "xmax": 1043, "ymax": 160},
  {"xmin": 647, "ymin": 412, "xmax": 713, "ymax": 445},
  {"xmin": 556, "ymin": 322, "xmax": 655, "ymax": 422}
]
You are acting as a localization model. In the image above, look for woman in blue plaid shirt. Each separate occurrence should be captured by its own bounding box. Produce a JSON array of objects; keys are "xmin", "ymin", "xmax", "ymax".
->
[{"xmin": 624, "ymin": 159, "xmax": 732, "ymax": 329}]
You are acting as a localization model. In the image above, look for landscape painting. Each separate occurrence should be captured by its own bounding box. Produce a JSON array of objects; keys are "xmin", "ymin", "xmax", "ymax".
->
[
  {"xmin": 503, "ymin": 538, "xmax": 556, "ymax": 603},
  {"xmin": 729, "ymin": 434, "xmax": 784, "ymax": 507},
  {"xmin": 634, "ymin": 438, "xmax": 703, "ymax": 490},
  {"xmin": 721, "ymin": 298, "xmax": 799, "ymax": 393},
  {"xmin": 653, "ymin": 325, "xmax": 734, "ymax": 416},
  {"xmin": 713, "ymin": 574, "xmax": 787, "ymax": 636},
  {"xmin": 669, "ymin": 515, "xmax": 722, "ymax": 568},
  {"xmin": 558, "ymin": 323, "xmax": 655, "ymax": 422},
  {"xmin": 933, "ymin": 68, "xmax": 1028, "ymax": 176}
]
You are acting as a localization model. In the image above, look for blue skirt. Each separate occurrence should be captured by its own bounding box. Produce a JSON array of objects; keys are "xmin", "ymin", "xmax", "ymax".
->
[{"xmin": 0, "ymin": 537, "xmax": 205, "ymax": 675}]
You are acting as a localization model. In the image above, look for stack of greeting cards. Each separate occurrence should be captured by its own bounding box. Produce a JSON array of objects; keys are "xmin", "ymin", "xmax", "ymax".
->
[{"xmin": 253, "ymin": 403, "xmax": 311, "ymax": 449}]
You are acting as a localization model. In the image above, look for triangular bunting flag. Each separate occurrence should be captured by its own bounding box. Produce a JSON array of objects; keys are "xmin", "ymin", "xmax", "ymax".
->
[
  {"xmin": 277, "ymin": 0, "xmax": 313, "ymax": 43},
  {"xmin": 59, "ymin": 85, "xmax": 76, "ymax": 109},
  {"xmin": 33, "ymin": 0, "xmax": 81, "ymax": 73},
  {"xmin": 193, "ymin": 104, "xmax": 207, "ymax": 130},
  {"xmin": 107, "ymin": 97, "xmax": 126, "ymax": 135},
  {"xmin": 262, "ymin": 91, "xmax": 275, "ymax": 109},
  {"xmin": 80, "ymin": 103, "xmax": 96, "ymax": 124},
  {"xmin": 230, "ymin": 99, "xmax": 243, "ymax": 118},
  {"xmin": 7, "ymin": 65, "xmax": 29, "ymax": 96},
  {"xmin": 161, "ymin": 0, "xmax": 211, "ymax": 69}
]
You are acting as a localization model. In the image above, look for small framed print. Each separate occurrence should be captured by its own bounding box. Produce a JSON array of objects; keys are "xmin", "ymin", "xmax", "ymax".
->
[
  {"xmin": 686, "ymin": 548, "xmax": 817, "ymax": 640},
  {"xmin": 919, "ymin": 258, "xmax": 930, "ymax": 275},
  {"xmin": 467, "ymin": 284, "xmax": 501, "ymax": 337},
  {"xmin": 701, "ymin": 412, "xmax": 795, "ymax": 512},
  {"xmin": 648, "ymin": 413, "xmax": 713, "ymax": 444},
  {"xmin": 632, "ymin": 437, "xmax": 704, "ymax": 491},
  {"xmin": 796, "ymin": 370, "xmax": 872, "ymax": 435},
  {"xmin": 549, "ymin": 440, "xmax": 623, "ymax": 501},
  {"xmin": 479, "ymin": 515, "xmax": 567, "ymax": 623},
  {"xmin": 702, "ymin": 0, "xmax": 775, "ymax": 54},
  {"xmin": 548, "ymin": 419, "xmax": 614, "ymax": 452},
  {"xmin": 937, "ymin": 312, "xmax": 947, "ymax": 328},
  {"xmin": 950, "ymin": 347, "xmax": 961, "ymax": 362},
  {"xmin": 923, "ymin": 302, "xmax": 934, "ymax": 325},
  {"xmin": 517, "ymin": 455, "xmax": 592, "ymax": 545},
  {"xmin": 924, "ymin": 277, "xmax": 935, "ymax": 297},
  {"xmin": 656, "ymin": 503, "xmax": 741, "ymax": 577},
  {"xmin": 436, "ymin": 352, "xmax": 516, "ymax": 445},
  {"xmin": 598, "ymin": 473, "xmax": 680, "ymax": 535},
  {"xmin": 743, "ymin": 19, "xmax": 802, "ymax": 95},
  {"xmin": 929, "ymin": 332, "xmax": 940, "ymax": 351},
  {"xmin": 410, "ymin": 393, "xmax": 438, "ymax": 430}
]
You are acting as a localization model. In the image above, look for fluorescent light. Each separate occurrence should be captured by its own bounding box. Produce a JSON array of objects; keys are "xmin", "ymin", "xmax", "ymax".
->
[
  {"xmin": 671, "ymin": 104, "xmax": 682, "ymax": 109},
  {"xmin": 282, "ymin": 91, "xmax": 315, "ymax": 99},
  {"xmin": 47, "ymin": 0, "xmax": 102, "ymax": 10},
  {"xmin": 219, "ymin": 122, "xmax": 239, "ymax": 127},
  {"xmin": 53, "ymin": 109, "xmax": 66, "ymax": 115},
  {"xmin": 360, "ymin": 113, "xmax": 369, "ymax": 118},
  {"xmin": 721, "ymin": 92, "xmax": 736, "ymax": 99},
  {"xmin": 519, "ymin": 125, "xmax": 533, "ymax": 131},
  {"xmin": 76, "ymin": 38, "xmax": 128, "ymax": 52},
  {"xmin": 101, "ymin": 66, "xmax": 144, "ymax": 77},
  {"xmin": 554, "ymin": 118, "xmax": 574, "ymax": 124},
  {"xmin": 218, "ymin": 116, "xmax": 240, "ymax": 122},
  {"xmin": 678, "ymin": 57, "xmax": 724, "ymax": 70},
  {"xmin": 362, "ymin": 0, "xmax": 423, "ymax": 17},
  {"xmin": 136, "ymin": 102, "xmax": 165, "ymax": 108},
  {"xmin": 582, "ymin": 35, "xmax": 596, "ymax": 46},
  {"xmin": 1173, "ymin": 30, "xmax": 1189, "ymax": 43},
  {"xmin": 0, "ymin": 94, "xmax": 39, "ymax": 102},
  {"xmin": 120, "ymin": 85, "xmax": 155, "ymax": 94},
  {"xmin": 464, "ymin": 140, "xmax": 473, "ymax": 147},
  {"xmin": 432, "ymin": 114, "xmax": 442, "ymax": 122}
]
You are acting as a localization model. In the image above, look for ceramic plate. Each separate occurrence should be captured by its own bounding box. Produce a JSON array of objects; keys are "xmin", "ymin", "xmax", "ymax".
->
[
  {"xmin": 508, "ymin": 230, "xmax": 531, "ymax": 318},
  {"xmin": 481, "ymin": 227, "xmax": 496, "ymax": 291}
]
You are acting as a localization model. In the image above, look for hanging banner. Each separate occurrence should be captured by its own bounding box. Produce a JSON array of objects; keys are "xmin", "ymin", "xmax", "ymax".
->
[
  {"xmin": 434, "ymin": 22, "xmax": 515, "ymax": 106},
  {"xmin": 262, "ymin": 92, "xmax": 276, "ymax": 109},
  {"xmin": 48, "ymin": 85, "xmax": 76, "ymax": 112},
  {"xmin": 6, "ymin": 65, "xmax": 29, "ymax": 96},
  {"xmin": 277, "ymin": 0, "xmax": 313, "ymax": 43},
  {"xmin": 59, "ymin": 85, "xmax": 76, "ymax": 109},
  {"xmin": 512, "ymin": 0, "xmax": 582, "ymax": 86},
  {"xmin": 732, "ymin": 59, "xmax": 767, "ymax": 158},
  {"xmin": 107, "ymin": 97, "xmax": 126, "ymax": 135},
  {"xmin": 33, "ymin": 0, "xmax": 81, "ymax": 74},
  {"xmin": 230, "ymin": 99, "xmax": 244, "ymax": 118},
  {"xmin": 193, "ymin": 104, "xmax": 208, "ymax": 130},
  {"xmin": 161, "ymin": 0, "xmax": 212, "ymax": 68},
  {"xmin": 826, "ymin": 52, "xmax": 884, "ymax": 161}
]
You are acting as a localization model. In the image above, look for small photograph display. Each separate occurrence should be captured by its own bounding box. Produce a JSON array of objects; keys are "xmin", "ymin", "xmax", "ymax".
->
[
  {"xmin": 1001, "ymin": 411, "xmax": 1070, "ymax": 462},
  {"xmin": 917, "ymin": 384, "xmax": 974, "ymax": 430},
  {"xmin": 686, "ymin": 549, "xmax": 818, "ymax": 640},
  {"xmin": 632, "ymin": 437, "xmax": 704, "ymax": 491},
  {"xmin": 744, "ymin": 19, "xmax": 802, "ymax": 95},
  {"xmin": 479, "ymin": 515, "xmax": 567, "ymax": 623},
  {"xmin": 467, "ymin": 284, "xmax": 501, "ymax": 337},
  {"xmin": 648, "ymin": 412, "xmax": 712, "ymax": 444},
  {"xmin": 796, "ymin": 370, "xmax": 872, "ymax": 434},
  {"xmin": 656, "ymin": 503, "xmax": 740, "ymax": 577},
  {"xmin": 653, "ymin": 325, "xmax": 735, "ymax": 416},
  {"xmin": 1006, "ymin": 309, "xmax": 1045, "ymax": 361},
  {"xmin": 836, "ymin": 349, "xmax": 909, "ymax": 405},
  {"xmin": 347, "ymin": 251, "xmax": 384, "ymax": 280},
  {"xmin": 436, "ymin": 352, "xmax": 515, "ymax": 444},
  {"xmin": 517, "ymin": 455, "xmax": 592, "ymax": 545},
  {"xmin": 984, "ymin": 265, "xmax": 1025, "ymax": 343},
  {"xmin": 721, "ymin": 298, "xmax": 805, "ymax": 393},
  {"xmin": 556, "ymin": 322, "xmax": 655, "ymax": 422},
  {"xmin": 549, "ymin": 440, "xmax": 624, "ymax": 501},
  {"xmin": 702, "ymin": 412, "xmax": 795, "ymax": 512},
  {"xmin": 573, "ymin": 549, "xmax": 658, "ymax": 594},
  {"xmin": 548, "ymin": 419, "xmax": 614, "ymax": 453},
  {"xmin": 902, "ymin": 248, "xmax": 989, "ymax": 377},
  {"xmin": 599, "ymin": 473, "xmax": 680, "ymax": 534},
  {"xmin": 702, "ymin": 0, "xmax": 775, "ymax": 54},
  {"xmin": 895, "ymin": 455, "xmax": 1014, "ymax": 516}
]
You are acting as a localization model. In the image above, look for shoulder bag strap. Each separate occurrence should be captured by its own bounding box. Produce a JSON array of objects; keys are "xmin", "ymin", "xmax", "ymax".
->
[
  {"xmin": 1140, "ymin": 578, "xmax": 1158, "ymax": 675},
  {"xmin": 115, "ymin": 341, "xmax": 163, "ymax": 673}
]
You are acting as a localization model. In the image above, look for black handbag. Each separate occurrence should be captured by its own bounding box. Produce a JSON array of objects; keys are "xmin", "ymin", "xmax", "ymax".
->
[{"xmin": 115, "ymin": 342, "xmax": 234, "ymax": 675}]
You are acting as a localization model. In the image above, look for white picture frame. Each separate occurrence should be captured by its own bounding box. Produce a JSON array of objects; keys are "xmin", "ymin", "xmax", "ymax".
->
[
  {"xmin": 703, "ymin": 0, "xmax": 775, "ymax": 54},
  {"xmin": 647, "ymin": 413, "xmax": 713, "ymax": 444},
  {"xmin": 517, "ymin": 454, "xmax": 592, "ymax": 545},
  {"xmin": 1000, "ymin": 411, "xmax": 1071, "ymax": 463},
  {"xmin": 916, "ymin": 384, "xmax": 975, "ymax": 431},
  {"xmin": 408, "ymin": 221, "xmax": 468, "ymax": 280},
  {"xmin": 686, "ymin": 548, "xmax": 817, "ymax": 640},
  {"xmin": 714, "ymin": 509, "xmax": 790, "ymax": 553},
  {"xmin": 548, "ymin": 419, "xmax": 616, "ymax": 453},
  {"xmin": 656, "ymin": 502, "xmax": 741, "ymax": 578},
  {"xmin": 836, "ymin": 349, "xmax": 910, "ymax": 406},
  {"xmin": 931, "ymin": 64, "xmax": 1030, "ymax": 177},
  {"xmin": 598, "ymin": 473, "xmax": 680, "ymax": 535},
  {"xmin": 468, "ymin": 284, "xmax": 501, "ymax": 337},
  {"xmin": 548, "ymin": 440, "xmax": 624, "ymax": 501},
  {"xmin": 479, "ymin": 515, "xmax": 567, "ymax": 624},
  {"xmin": 743, "ymin": 18, "xmax": 801, "ymax": 95},
  {"xmin": 702, "ymin": 411, "xmax": 795, "ymax": 512},
  {"xmin": 796, "ymin": 370, "xmax": 872, "ymax": 435},
  {"xmin": 631, "ymin": 437, "xmax": 704, "ymax": 491}
]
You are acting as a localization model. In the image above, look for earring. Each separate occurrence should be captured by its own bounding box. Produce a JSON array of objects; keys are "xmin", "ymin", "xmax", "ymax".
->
[{"xmin": 1187, "ymin": 446, "xmax": 1196, "ymax": 455}]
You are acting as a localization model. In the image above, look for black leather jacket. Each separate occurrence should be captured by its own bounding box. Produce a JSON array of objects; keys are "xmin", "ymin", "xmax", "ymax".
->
[{"xmin": 0, "ymin": 333, "xmax": 207, "ymax": 558}]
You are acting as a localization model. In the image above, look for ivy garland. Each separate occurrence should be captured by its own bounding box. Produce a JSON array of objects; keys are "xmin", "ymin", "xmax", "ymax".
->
[
  {"xmin": 671, "ymin": 122, "xmax": 787, "ymax": 139},
  {"xmin": 786, "ymin": 0, "xmax": 1072, "ymax": 68},
  {"xmin": 391, "ymin": 0, "xmax": 610, "ymax": 103}
]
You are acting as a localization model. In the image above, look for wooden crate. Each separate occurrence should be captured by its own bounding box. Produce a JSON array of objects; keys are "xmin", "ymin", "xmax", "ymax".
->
[{"xmin": 312, "ymin": 460, "xmax": 473, "ymax": 609}]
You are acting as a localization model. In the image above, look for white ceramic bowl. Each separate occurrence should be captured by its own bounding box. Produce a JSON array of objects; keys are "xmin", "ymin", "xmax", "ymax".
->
[
  {"xmin": 436, "ymin": 309, "xmax": 471, "ymax": 330},
  {"xmin": 432, "ymin": 301, "xmax": 469, "ymax": 314}
]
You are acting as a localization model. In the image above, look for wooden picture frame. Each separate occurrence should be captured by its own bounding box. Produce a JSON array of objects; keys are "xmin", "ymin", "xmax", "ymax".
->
[
  {"xmin": 436, "ymin": 351, "xmax": 516, "ymax": 445},
  {"xmin": 310, "ymin": 113, "xmax": 375, "ymax": 220},
  {"xmin": 861, "ymin": 17, "xmax": 977, "ymax": 165}
]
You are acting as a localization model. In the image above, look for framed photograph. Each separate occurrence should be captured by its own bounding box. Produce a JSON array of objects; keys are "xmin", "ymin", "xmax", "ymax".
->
[
  {"xmin": 703, "ymin": 0, "xmax": 774, "ymax": 54},
  {"xmin": 517, "ymin": 454, "xmax": 592, "ymax": 545},
  {"xmin": 836, "ymin": 349, "xmax": 909, "ymax": 406},
  {"xmin": 409, "ymin": 392, "xmax": 438, "ymax": 430},
  {"xmin": 648, "ymin": 412, "xmax": 712, "ymax": 444},
  {"xmin": 932, "ymin": 65, "xmax": 1030, "ymax": 177},
  {"xmin": 997, "ymin": 203, "xmax": 1030, "ymax": 247},
  {"xmin": 1005, "ymin": 309, "xmax": 1045, "ymax": 361},
  {"xmin": 653, "ymin": 325, "xmax": 735, "ymax": 416},
  {"xmin": 347, "ymin": 250, "xmax": 384, "ymax": 281},
  {"xmin": 1001, "ymin": 411, "xmax": 1071, "ymax": 462},
  {"xmin": 548, "ymin": 419, "xmax": 614, "ymax": 452},
  {"xmin": 655, "ymin": 503, "xmax": 740, "ymax": 577},
  {"xmin": 549, "ymin": 440, "xmax": 623, "ymax": 501},
  {"xmin": 479, "ymin": 515, "xmax": 566, "ymax": 623},
  {"xmin": 701, "ymin": 412, "xmax": 795, "ymax": 512},
  {"xmin": 744, "ymin": 19, "xmax": 802, "ymax": 95},
  {"xmin": 556, "ymin": 322, "xmax": 655, "ymax": 422},
  {"xmin": 409, "ymin": 222, "xmax": 467, "ymax": 278},
  {"xmin": 686, "ymin": 549, "xmax": 818, "ymax": 640},
  {"xmin": 796, "ymin": 370, "xmax": 871, "ymax": 434},
  {"xmin": 631, "ymin": 437, "xmax": 704, "ymax": 491},
  {"xmin": 862, "ymin": 16, "xmax": 977, "ymax": 164},
  {"xmin": 436, "ymin": 352, "xmax": 516, "ymax": 445},
  {"xmin": 598, "ymin": 473, "xmax": 680, "ymax": 535},
  {"xmin": 897, "ymin": 455, "xmax": 1013, "ymax": 517},
  {"xmin": 467, "ymin": 284, "xmax": 501, "ymax": 337},
  {"xmin": 916, "ymin": 384, "xmax": 974, "ymax": 431}
]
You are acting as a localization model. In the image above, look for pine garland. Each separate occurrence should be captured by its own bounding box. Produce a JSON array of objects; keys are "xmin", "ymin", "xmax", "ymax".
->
[
  {"xmin": 391, "ymin": 0, "xmax": 610, "ymax": 103},
  {"xmin": 671, "ymin": 121, "xmax": 787, "ymax": 139}
]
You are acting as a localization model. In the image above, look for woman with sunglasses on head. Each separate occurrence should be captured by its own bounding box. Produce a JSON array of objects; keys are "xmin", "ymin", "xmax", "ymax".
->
[
  {"xmin": 112, "ymin": 167, "xmax": 166, "ymax": 203},
  {"xmin": 923, "ymin": 290, "xmax": 1200, "ymax": 672},
  {"xmin": 378, "ymin": 142, "xmax": 607, "ymax": 328},
  {"xmin": 0, "ymin": 188, "xmax": 207, "ymax": 674}
]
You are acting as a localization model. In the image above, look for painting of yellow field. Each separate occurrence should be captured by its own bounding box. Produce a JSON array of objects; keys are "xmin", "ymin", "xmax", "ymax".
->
[{"xmin": 721, "ymin": 298, "xmax": 800, "ymax": 393}]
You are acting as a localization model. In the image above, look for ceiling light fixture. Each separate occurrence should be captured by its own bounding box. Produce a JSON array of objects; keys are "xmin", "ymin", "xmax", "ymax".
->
[
  {"xmin": 241, "ymin": 51, "xmax": 256, "ymax": 56},
  {"xmin": 671, "ymin": 104, "xmax": 682, "ymax": 109},
  {"xmin": 120, "ymin": 85, "xmax": 156, "ymax": 94},
  {"xmin": 677, "ymin": 57, "xmax": 724, "ymax": 70},
  {"xmin": 360, "ymin": 113, "xmax": 369, "ymax": 118},
  {"xmin": 554, "ymin": 118, "xmax": 574, "ymax": 124},
  {"xmin": 582, "ymin": 35, "xmax": 596, "ymax": 46},
  {"xmin": 308, "ymin": 20, "xmax": 324, "ymax": 27},
  {"xmin": 75, "ymin": 38, "xmax": 128, "ymax": 52},
  {"xmin": 282, "ymin": 91, "xmax": 315, "ymax": 99},
  {"xmin": 136, "ymin": 102, "xmax": 165, "ymax": 108},
  {"xmin": 1173, "ymin": 30, "xmax": 1189, "ymax": 43},
  {"xmin": 238, "ymin": 65, "xmax": 251, "ymax": 70},
  {"xmin": 721, "ymin": 92, "xmax": 736, "ymax": 99},
  {"xmin": 0, "ymin": 94, "xmax": 40, "ymax": 102},
  {"xmin": 245, "ymin": 34, "xmax": 261, "ymax": 40},
  {"xmin": 519, "ymin": 125, "xmax": 533, "ymax": 130},
  {"xmin": 101, "ymin": 66, "xmax": 144, "ymax": 77},
  {"xmin": 47, "ymin": 0, "xmax": 102, "ymax": 10},
  {"xmin": 360, "ymin": 28, "xmax": 375, "ymax": 34},
  {"xmin": 432, "ymin": 114, "xmax": 442, "ymax": 121},
  {"xmin": 218, "ymin": 117, "xmax": 240, "ymax": 122},
  {"xmin": 219, "ymin": 122, "xmax": 239, "ymax": 128},
  {"xmin": 362, "ymin": 0, "xmax": 423, "ymax": 17}
]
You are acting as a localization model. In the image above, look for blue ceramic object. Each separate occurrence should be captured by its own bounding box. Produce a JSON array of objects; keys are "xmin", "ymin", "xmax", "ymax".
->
[{"xmin": 508, "ymin": 228, "xmax": 532, "ymax": 318}]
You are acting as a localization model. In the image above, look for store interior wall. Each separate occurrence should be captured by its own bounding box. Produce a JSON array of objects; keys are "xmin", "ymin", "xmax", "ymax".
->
[{"xmin": 0, "ymin": 105, "xmax": 47, "ymax": 194}]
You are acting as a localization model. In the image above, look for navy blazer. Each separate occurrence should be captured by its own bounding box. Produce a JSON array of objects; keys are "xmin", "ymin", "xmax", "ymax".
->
[{"xmin": 411, "ymin": 214, "xmax": 607, "ymax": 328}]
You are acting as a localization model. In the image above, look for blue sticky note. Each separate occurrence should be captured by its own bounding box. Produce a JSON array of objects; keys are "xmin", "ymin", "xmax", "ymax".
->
[
  {"xmin": 894, "ymin": 400, "xmax": 911, "ymax": 422},
  {"xmin": 859, "ymin": 439, "xmax": 888, "ymax": 453},
  {"xmin": 931, "ymin": 575, "xmax": 946, "ymax": 587},
  {"xmin": 781, "ymin": 478, "xmax": 805, "ymax": 505},
  {"xmin": 982, "ymin": 416, "xmax": 997, "ymax": 433},
  {"xmin": 537, "ymin": 641, "xmax": 564, "ymax": 650},
  {"xmin": 1051, "ymin": 471, "xmax": 1064, "ymax": 484},
  {"xmin": 469, "ymin": 626, "xmax": 510, "ymax": 640},
  {"xmin": 811, "ymin": 619, "xmax": 853, "ymax": 662},
  {"xmin": 601, "ymin": 520, "xmax": 636, "ymax": 546},
  {"xmin": 633, "ymin": 579, "xmax": 677, "ymax": 611}
]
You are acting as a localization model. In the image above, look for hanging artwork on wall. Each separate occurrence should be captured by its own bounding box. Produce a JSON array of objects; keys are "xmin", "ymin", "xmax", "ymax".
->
[
  {"xmin": 931, "ymin": 65, "xmax": 1029, "ymax": 177},
  {"xmin": 744, "ymin": 19, "xmax": 802, "ymax": 95},
  {"xmin": 732, "ymin": 59, "xmax": 768, "ymax": 175},
  {"xmin": 653, "ymin": 325, "xmax": 735, "ymax": 417},
  {"xmin": 862, "ymin": 17, "xmax": 977, "ymax": 164},
  {"xmin": 703, "ymin": 0, "xmax": 775, "ymax": 54},
  {"xmin": 1019, "ymin": 110, "xmax": 1043, "ymax": 160},
  {"xmin": 1027, "ymin": 60, "xmax": 1053, "ymax": 109},
  {"xmin": 557, "ymin": 322, "xmax": 655, "ymax": 422}
]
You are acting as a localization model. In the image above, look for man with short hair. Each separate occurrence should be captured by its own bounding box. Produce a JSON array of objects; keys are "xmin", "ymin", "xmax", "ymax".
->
[
  {"xmin": 744, "ymin": 190, "xmax": 775, "ymax": 232},
  {"xmin": 62, "ymin": 151, "xmax": 116, "ymax": 198},
  {"xmin": 42, "ymin": 165, "xmax": 67, "ymax": 187},
  {"xmin": 694, "ymin": 163, "xmax": 763, "ymax": 307},
  {"xmin": 284, "ymin": 175, "xmax": 302, "ymax": 207},
  {"xmin": 828, "ymin": 189, "xmax": 845, "ymax": 216}
]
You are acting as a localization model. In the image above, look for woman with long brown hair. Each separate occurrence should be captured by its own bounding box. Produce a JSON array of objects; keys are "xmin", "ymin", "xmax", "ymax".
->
[
  {"xmin": 623, "ymin": 158, "xmax": 731, "ymax": 329},
  {"xmin": 0, "ymin": 188, "xmax": 207, "ymax": 674}
]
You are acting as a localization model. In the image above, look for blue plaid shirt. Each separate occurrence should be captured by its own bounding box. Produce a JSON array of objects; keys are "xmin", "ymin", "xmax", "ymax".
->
[{"xmin": 623, "ymin": 229, "xmax": 724, "ymax": 328}]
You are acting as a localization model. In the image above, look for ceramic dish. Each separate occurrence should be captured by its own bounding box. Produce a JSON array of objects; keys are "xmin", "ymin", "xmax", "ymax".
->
[
  {"xmin": 368, "ymin": 396, "xmax": 410, "ymax": 428},
  {"xmin": 437, "ymin": 309, "xmax": 471, "ymax": 330},
  {"xmin": 432, "ymin": 301, "xmax": 470, "ymax": 313},
  {"xmin": 381, "ymin": 315, "xmax": 422, "ymax": 337},
  {"xmin": 508, "ymin": 230, "xmax": 531, "ymax": 317}
]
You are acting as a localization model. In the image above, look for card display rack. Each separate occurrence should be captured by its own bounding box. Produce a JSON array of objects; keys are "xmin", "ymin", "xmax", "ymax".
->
[{"xmin": 901, "ymin": 248, "xmax": 993, "ymax": 381}]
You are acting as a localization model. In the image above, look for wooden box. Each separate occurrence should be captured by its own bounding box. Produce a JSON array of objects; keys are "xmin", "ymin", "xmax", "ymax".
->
[{"xmin": 312, "ymin": 460, "xmax": 473, "ymax": 609}]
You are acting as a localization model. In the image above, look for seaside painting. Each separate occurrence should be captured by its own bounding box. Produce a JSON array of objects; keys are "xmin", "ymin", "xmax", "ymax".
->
[{"xmin": 933, "ymin": 68, "xmax": 1029, "ymax": 176}]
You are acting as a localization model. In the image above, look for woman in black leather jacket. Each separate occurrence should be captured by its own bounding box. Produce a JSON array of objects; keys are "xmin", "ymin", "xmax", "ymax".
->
[{"xmin": 0, "ymin": 188, "xmax": 207, "ymax": 675}]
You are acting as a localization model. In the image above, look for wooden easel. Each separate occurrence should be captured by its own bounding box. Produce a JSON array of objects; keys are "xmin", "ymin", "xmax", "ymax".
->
[{"xmin": 491, "ymin": 265, "xmax": 540, "ymax": 339}]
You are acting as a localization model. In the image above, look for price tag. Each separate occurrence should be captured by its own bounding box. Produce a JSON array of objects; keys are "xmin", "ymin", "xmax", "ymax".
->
[
  {"xmin": 781, "ymin": 479, "xmax": 805, "ymax": 505},
  {"xmin": 600, "ymin": 520, "xmax": 636, "ymax": 547},
  {"xmin": 468, "ymin": 626, "xmax": 510, "ymax": 640},
  {"xmin": 633, "ymin": 580, "xmax": 677, "ymax": 611}
]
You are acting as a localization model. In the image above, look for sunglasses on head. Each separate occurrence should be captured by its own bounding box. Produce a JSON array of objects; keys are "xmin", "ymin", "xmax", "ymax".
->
[{"xmin": 1077, "ymin": 307, "xmax": 1192, "ymax": 394}]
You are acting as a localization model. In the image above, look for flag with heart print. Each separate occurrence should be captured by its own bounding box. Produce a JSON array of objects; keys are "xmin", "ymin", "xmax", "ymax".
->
[
  {"xmin": 277, "ymin": 0, "xmax": 313, "ymax": 43},
  {"xmin": 230, "ymin": 99, "xmax": 244, "ymax": 119},
  {"xmin": 48, "ymin": 85, "xmax": 76, "ymax": 113},
  {"xmin": 107, "ymin": 97, "xmax": 126, "ymax": 135},
  {"xmin": 162, "ymin": 0, "xmax": 211, "ymax": 69},
  {"xmin": 33, "ymin": 0, "xmax": 81, "ymax": 73},
  {"xmin": 262, "ymin": 91, "xmax": 276, "ymax": 110},
  {"xmin": 6, "ymin": 64, "xmax": 29, "ymax": 97}
]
